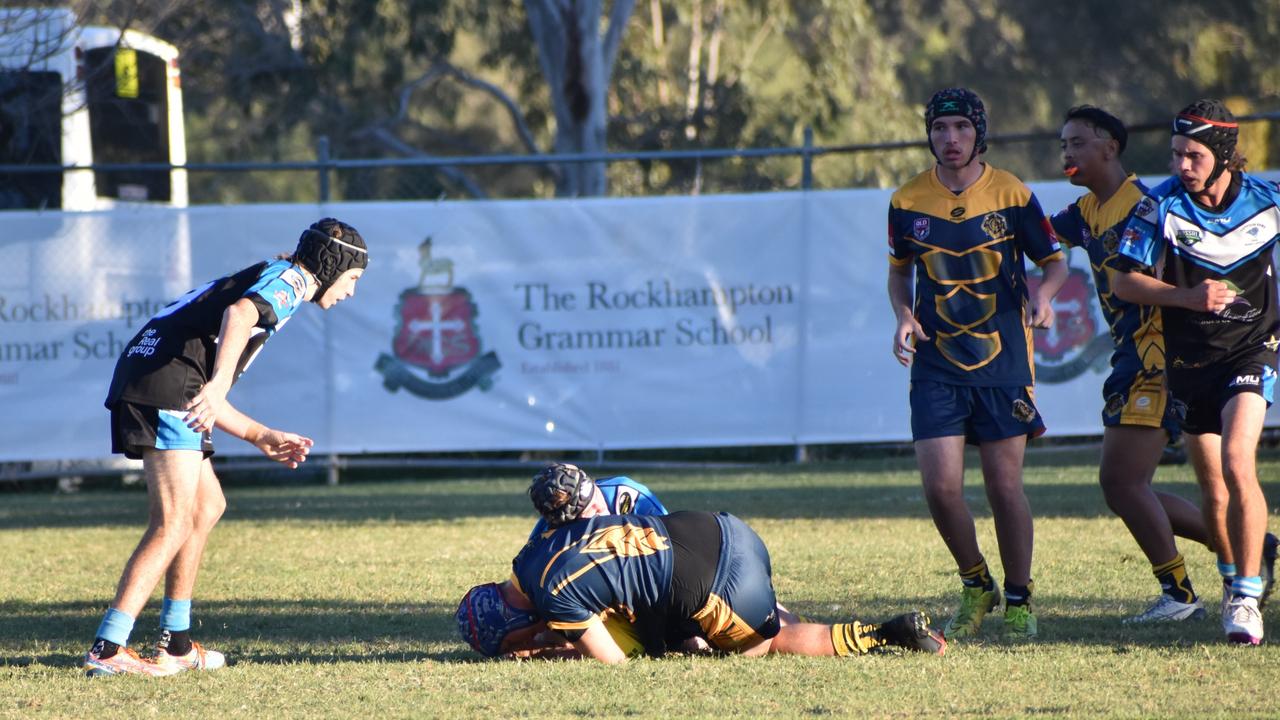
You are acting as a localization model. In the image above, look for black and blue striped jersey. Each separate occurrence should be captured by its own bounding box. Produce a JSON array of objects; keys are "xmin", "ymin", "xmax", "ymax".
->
[
  {"xmin": 1116, "ymin": 173, "xmax": 1280, "ymax": 368},
  {"xmin": 105, "ymin": 259, "xmax": 308, "ymax": 409}
]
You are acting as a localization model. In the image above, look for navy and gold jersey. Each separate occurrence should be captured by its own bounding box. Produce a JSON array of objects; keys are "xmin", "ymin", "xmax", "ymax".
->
[
  {"xmin": 889, "ymin": 164, "xmax": 1063, "ymax": 386},
  {"xmin": 1117, "ymin": 173, "xmax": 1280, "ymax": 368},
  {"xmin": 511, "ymin": 514, "xmax": 674, "ymax": 637},
  {"xmin": 1050, "ymin": 175, "xmax": 1165, "ymax": 373},
  {"xmin": 105, "ymin": 259, "xmax": 308, "ymax": 409}
]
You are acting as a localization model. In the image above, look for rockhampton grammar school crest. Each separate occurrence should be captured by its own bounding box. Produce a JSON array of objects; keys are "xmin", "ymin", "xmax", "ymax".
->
[
  {"xmin": 374, "ymin": 237, "xmax": 501, "ymax": 400},
  {"xmin": 1027, "ymin": 265, "xmax": 1111, "ymax": 383}
]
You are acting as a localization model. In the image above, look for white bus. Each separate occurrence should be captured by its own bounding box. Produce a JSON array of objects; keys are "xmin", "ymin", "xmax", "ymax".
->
[{"xmin": 0, "ymin": 7, "xmax": 187, "ymax": 210}]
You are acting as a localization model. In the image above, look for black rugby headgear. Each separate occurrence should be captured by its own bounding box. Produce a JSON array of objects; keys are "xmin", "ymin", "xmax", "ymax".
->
[
  {"xmin": 293, "ymin": 218, "xmax": 368, "ymax": 302},
  {"xmin": 925, "ymin": 87, "xmax": 987, "ymax": 164},
  {"xmin": 1172, "ymin": 99, "xmax": 1238, "ymax": 188}
]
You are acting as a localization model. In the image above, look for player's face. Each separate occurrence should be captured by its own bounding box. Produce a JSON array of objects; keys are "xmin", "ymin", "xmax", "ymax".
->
[
  {"xmin": 317, "ymin": 268, "xmax": 364, "ymax": 309},
  {"xmin": 1171, "ymin": 135, "xmax": 1215, "ymax": 194},
  {"xmin": 1060, "ymin": 119, "xmax": 1111, "ymax": 186},
  {"xmin": 930, "ymin": 116, "xmax": 977, "ymax": 170},
  {"xmin": 579, "ymin": 486, "xmax": 608, "ymax": 518}
]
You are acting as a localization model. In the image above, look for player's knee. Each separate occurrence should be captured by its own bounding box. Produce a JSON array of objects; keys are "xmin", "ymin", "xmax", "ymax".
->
[{"xmin": 195, "ymin": 494, "xmax": 227, "ymax": 530}]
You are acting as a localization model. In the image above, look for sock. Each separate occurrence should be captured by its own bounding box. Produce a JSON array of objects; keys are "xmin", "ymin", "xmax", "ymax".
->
[
  {"xmin": 160, "ymin": 598, "xmax": 192, "ymax": 633},
  {"xmin": 1218, "ymin": 561, "xmax": 1237, "ymax": 586},
  {"xmin": 94, "ymin": 608, "xmax": 134, "ymax": 655},
  {"xmin": 160, "ymin": 629, "xmax": 192, "ymax": 656},
  {"xmin": 1152, "ymin": 553, "xmax": 1196, "ymax": 604},
  {"xmin": 90, "ymin": 638, "xmax": 121, "ymax": 660},
  {"xmin": 1003, "ymin": 581, "xmax": 1032, "ymax": 607},
  {"xmin": 831, "ymin": 621, "xmax": 879, "ymax": 656},
  {"xmin": 959, "ymin": 558, "xmax": 994, "ymax": 591},
  {"xmin": 1232, "ymin": 575, "xmax": 1264, "ymax": 600}
]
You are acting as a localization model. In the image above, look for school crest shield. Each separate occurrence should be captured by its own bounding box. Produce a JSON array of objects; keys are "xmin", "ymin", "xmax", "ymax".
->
[
  {"xmin": 375, "ymin": 237, "xmax": 501, "ymax": 399},
  {"xmin": 1028, "ymin": 265, "xmax": 1111, "ymax": 383}
]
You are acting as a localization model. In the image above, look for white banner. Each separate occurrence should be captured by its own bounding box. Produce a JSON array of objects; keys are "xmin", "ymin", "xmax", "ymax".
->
[{"xmin": 2, "ymin": 176, "xmax": 1276, "ymax": 461}]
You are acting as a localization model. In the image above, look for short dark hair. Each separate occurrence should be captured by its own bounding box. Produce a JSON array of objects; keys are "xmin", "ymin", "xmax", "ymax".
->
[{"xmin": 1064, "ymin": 105, "xmax": 1127, "ymax": 155}]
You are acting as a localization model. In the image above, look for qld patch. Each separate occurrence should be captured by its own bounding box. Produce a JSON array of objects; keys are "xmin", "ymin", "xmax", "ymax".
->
[{"xmin": 913, "ymin": 217, "xmax": 931, "ymax": 240}]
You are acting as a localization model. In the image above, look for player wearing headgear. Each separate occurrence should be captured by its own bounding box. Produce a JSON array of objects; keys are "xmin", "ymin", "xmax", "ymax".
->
[
  {"xmin": 84, "ymin": 218, "xmax": 369, "ymax": 676},
  {"xmin": 1050, "ymin": 106, "xmax": 1220, "ymax": 624},
  {"xmin": 1112, "ymin": 99, "xmax": 1280, "ymax": 645},
  {"xmin": 457, "ymin": 511, "xmax": 946, "ymax": 663},
  {"xmin": 887, "ymin": 87, "xmax": 1068, "ymax": 641},
  {"xmin": 527, "ymin": 462, "xmax": 668, "ymax": 535}
]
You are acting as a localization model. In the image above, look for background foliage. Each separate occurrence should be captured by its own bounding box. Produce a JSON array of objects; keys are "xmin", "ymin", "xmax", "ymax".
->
[{"xmin": 36, "ymin": 0, "xmax": 1280, "ymax": 200}]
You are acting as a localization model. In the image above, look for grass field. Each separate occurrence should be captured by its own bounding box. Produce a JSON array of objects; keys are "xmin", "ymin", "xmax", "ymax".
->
[{"xmin": 2, "ymin": 450, "xmax": 1279, "ymax": 718}]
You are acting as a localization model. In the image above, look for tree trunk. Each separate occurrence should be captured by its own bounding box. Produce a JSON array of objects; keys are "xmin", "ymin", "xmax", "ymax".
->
[{"xmin": 525, "ymin": 0, "xmax": 635, "ymax": 197}]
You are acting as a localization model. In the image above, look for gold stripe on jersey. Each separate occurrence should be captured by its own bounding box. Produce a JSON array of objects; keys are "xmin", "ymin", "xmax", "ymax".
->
[
  {"xmin": 935, "ymin": 328, "xmax": 1002, "ymax": 372},
  {"xmin": 934, "ymin": 285, "xmax": 997, "ymax": 331},
  {"xmin": 917, "ymin": 236, "xmax": 1004, "ymax": 286},
  {"xmin": 890, "ymin": 164, "xmax": 1037, "ymax": 222},
  {"xmin": 1075, "ymin": 175, "xmax": 1145, "ymax": 240}
]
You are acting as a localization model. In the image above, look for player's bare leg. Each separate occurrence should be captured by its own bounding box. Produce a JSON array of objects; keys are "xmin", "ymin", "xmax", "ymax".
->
[
  {"xmin": 978, "ymin": 434, "xmax": 1037, "ymax": 638},
  {"xmin": 916, "ymin": 435, "xmax": 981, "ymax": 569},
  {"xmin": 978, "ymin": 435, "xmax": 1032, "ymax": 587},
  {"xmin": 1218, "ymin": 393, "xmax": 1269, "ymax": 643},
  {"xmin": 154, "ymin": 458, "xmax": 228, "ymax": 672},
  {"xmin": 1185, "ymin": 433, "xmax": 1234, "ymax": 567},
  {"xmin": 1100, "ymin": 426, "xmax": 1180, "ymax": 563},
  {"xmin": 111, "ymin": 449, "xmax": 204, "ymax": 616}
]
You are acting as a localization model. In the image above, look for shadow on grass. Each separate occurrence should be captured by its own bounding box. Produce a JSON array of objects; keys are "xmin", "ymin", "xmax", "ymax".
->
[
  {"xmin": 2, "ymin": 475, "xmax": 1250, "ymax": 530},
  {"xmin": 0, "ymin": 598, "xmax": 472, "ymax": 669},
  {"xmin": 3, "ymin": 592, "xmax": 1242, "ymax": 671}
]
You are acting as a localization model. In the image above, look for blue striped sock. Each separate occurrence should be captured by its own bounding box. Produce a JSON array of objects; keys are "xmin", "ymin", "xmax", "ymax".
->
[
  {"xmin": 1232, "ymin": 576, "xmax": 1264, "ymax": 599},
  {"xmin": 95, "ymin": 608, "xmax": 134, "ymax": 647},
  {"xmin": 160, "ymin": 597, "xmax": 192, "ymax": 632},
  {"xmin": 1218, "ymin": 561, "xmax": 1237, "ymax": 583}
]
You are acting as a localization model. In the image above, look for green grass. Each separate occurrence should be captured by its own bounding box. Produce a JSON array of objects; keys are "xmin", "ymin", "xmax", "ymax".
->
[{"xmin": 2, "ymin": 452, "xmax": 1278, "ymax": 718}]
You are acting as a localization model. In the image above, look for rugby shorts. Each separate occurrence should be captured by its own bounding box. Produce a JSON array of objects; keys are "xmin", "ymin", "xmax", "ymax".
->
[
  {"xmin": 690, "ymin": 512, "xmax": 781, "ymax": 651},
  {"xmin": 1167, "ymin": 348, "xmax": 1278, "ymax": 435},
  {"xmin": 1100, "ymin": 362, "xmax": 1181, "ymax": 440},
  {"xmin": 110, "ymin": 401, "xmax": 214, "ymax": 459},
  {"xmin": 909, "ymin": 380, "xmax": 1046, "ymax": 444}
]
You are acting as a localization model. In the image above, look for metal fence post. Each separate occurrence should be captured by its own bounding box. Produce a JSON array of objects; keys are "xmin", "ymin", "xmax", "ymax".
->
[
  {"xmin": 316, "ymin": 135, "xmax": 331, "ymax": 203},
  {"xmin": 801, "ymin": 126, "xmax": 814, "ymax": 190}
]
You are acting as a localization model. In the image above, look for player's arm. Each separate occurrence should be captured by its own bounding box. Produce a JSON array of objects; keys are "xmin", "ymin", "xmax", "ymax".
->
[
  {"xmin": 184, "ymin": 297, "xmax": 260, "ymax": 432},
  {"xmin": 888, "ymin": 262, "xmax": 928, "ymax": 366},
  {"xmin": 214, "ymin": 401, "xmax": 313, "ymax": 469},
  {"xmin": 570, "ymin": 618, "xmax": 629, "ymax": 664},
  {"xmin": 1028, "ymin": 254, "xmax": 1068, "ymax": 329},
  {"xmin": 1109, "ymin": 268, "xmax": 1235, "ymax": 313}
]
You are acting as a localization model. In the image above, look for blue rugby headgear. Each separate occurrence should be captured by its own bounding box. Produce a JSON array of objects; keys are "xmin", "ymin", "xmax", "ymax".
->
[
  {"xmin": 456, "ymin": 582, "xmax": 537, "ymax": 657},
  {"xmin": 925, "ymin": 87, "xmax": 987, "ymax": 164}
]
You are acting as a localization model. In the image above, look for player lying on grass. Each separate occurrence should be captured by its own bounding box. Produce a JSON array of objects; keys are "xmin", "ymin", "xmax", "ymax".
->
[{"xmin": 457, "ymin": 508, "xmax": 945, "ymax": 663}]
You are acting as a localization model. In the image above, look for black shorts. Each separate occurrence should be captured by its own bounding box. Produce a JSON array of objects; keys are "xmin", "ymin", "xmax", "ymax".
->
[
  {"xmin": 1166, "ymin": 349, "xmax": 1278, "ymax": 435},
  {"xmin": 110, "ymin": 401, "xmax": 214, "ymax": 459}
]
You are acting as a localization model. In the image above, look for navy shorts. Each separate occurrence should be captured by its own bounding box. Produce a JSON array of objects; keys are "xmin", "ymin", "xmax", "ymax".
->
[
  {"xmin": 110, "ymin": 401, "xmax": 214, "ymax": 459},
  {"xmin": 1167, "ymin": 349, "xmax": 1278, "ymax": 435},
  {"xmin": 1100, "ymin": 363, "xmax": 1181, "ymax": 440},
  {"xmin": 910, "ymin": 380, "xmax": 1046, "ymax": 444},
  {"xmin": 691, "ymin": 513, "xmax": 781, "ymax": 651}
]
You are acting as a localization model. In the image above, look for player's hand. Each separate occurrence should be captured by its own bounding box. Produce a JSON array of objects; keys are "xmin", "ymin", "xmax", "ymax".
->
[
  {"xmin": 1027, "ymin": 296, "xmax": 1055, "ymax": 329},
  {"xmin": 251, "ymin": 428, "xmax": 314, "ymax": 469},
  {"xmin": 183, "ymin": 380, "xmax": 231, "ymax": 432},
  {"xmin": 893, "ymin": 314, "xmax": 929, "ymax": 367},
  {"xmin": 1188, "ymin": 279, "xmax": 1235, "ymax": 313}
]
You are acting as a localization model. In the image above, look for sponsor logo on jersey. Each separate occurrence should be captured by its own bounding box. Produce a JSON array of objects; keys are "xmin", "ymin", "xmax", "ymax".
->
[
  {"xmin": 125, "ymin": 327, "xmax": 162, "ymax": 358},
  {"xmin": 1175, "ymin": 229, "xmax": 1202, "ymax": 246},
  {"xmin": 950, "ymin": 206, "xmax": 966, "ymax": 219},
  {"xmin": 913, "ymin": 217, "xmax": 931, "ymax": 240},
  {"xmin": 615, "ymin": 488, "xmax": 636, "ymax": 514},
  {"xmin": 1229, "ymin": 374, "xmax": 1260, "ymax": 387},
  {"xmin": 273, "ymin": 289, "xmax": 290, "ymax": 309},
  {"xmin": 1101, "ymin": 229, "xmax": 1119, "ymax": 255},
  {"xmin": 282, "ymin": 267, "xmax": 308, "ymax": 300},
  {"xmin": 375, "ymin": 236, "xmax": 501, "ymax": 401},
  {"xmin": 1204, "ymin": 216, "xmax": 1232, "ymax": 224}
]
